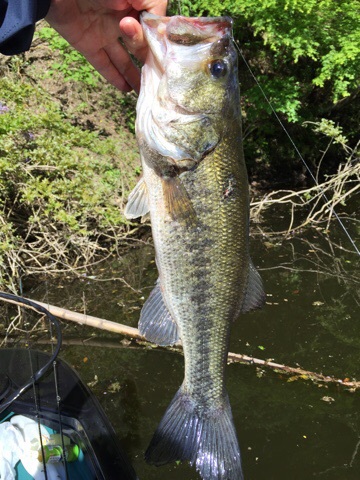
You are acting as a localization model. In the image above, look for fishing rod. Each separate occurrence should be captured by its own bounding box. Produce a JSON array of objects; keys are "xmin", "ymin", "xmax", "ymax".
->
[
  {"xmin": 0, "ymin": 292, "xmax": 63, "ymax": 413},
  {"xmin": 0, "ymin": 292, "xmax": 70, "ymax": 479}
]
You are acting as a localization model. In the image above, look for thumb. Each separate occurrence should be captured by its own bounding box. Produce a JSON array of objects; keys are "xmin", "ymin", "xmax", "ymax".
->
[{"xmin": 119, "ymin": 17, "xmax": 148, "ymax": 65}]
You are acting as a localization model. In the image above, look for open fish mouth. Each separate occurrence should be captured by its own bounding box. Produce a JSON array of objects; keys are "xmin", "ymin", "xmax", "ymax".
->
[
  {"xmin": 141, "ymin": 12, "xmax": 233, "ymax": 81},
  {"xmin": 137, "ymin": 13, "xmax": 236, "ymax": 165}
]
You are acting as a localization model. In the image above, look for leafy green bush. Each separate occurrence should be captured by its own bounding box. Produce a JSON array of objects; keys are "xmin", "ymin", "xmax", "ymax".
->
[
  {"xmin": 174, "ymin": 0, "xmax": 359, "ymax": 106},
  {"xmin": 0, "ymin": 78, "xmax": 137, "ymax": 290},
  {"xmin": 170, "ymin": 0, "xmax": 360, "ymax": 181}
]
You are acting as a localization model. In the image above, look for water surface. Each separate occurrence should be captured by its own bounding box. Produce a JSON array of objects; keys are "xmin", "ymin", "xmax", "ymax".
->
[{"xmin": 26, "ymin": 223, "xmax": 360, "ymax": 479}]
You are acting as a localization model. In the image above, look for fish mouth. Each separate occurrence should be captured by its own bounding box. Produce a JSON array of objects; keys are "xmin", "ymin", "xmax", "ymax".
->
[
  {"xmin": 137, "ymin": 13, "xmax": 233, "ymax": 164},
  {"xmin": 141, "ymin": 12, "xmax": 233, "ymax": 79}
]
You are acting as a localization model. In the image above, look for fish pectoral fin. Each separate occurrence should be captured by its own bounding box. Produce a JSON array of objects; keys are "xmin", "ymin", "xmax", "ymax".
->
[
  {"xmin": 162, "ymin": 176, "xmax": 197, "ymax": 227},
  {"xmin": 145, "ymin": 387, "xmax": 243, "ymax": 480},
  {"xmin": 240, "ymin": 259, "xmax": 266, "ymax": 314},
  {"xmin": 139, "ymin": 280, "xmax": 179, "ymax": 346},
  {"xmin": 124, "ymin": 177, "xmax": 149, "ymax": 219}
]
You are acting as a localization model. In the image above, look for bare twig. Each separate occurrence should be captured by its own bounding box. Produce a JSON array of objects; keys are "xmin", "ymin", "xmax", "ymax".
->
[{"xmin": 250, "ymin": 136, "xmax": 359, "ymax": 237}]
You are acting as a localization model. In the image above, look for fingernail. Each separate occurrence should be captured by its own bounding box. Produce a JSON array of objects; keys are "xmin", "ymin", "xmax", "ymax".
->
[{"xmin": 120, "ymin": 19, "xmax": 138, "ymax": 39}]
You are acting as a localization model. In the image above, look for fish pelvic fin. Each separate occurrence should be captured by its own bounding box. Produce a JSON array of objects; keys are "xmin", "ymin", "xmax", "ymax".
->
[
  {"xmin": 162, "ymin": 176, "xmax": 197, "ymax": 228},
  {"xmin": 240, "ymin": 259, "xmax": 266, "ymax": 314},
  {"xmin": 145, "ymin": 387, "xmax": 244, "ymax": 480},
  {"xmin": 124, "ymin": 177, "xmax": 149, "ymax": 220},
  {"xmin": 139, "ymin": 280, "xmax": 179, "ymax": 346}
]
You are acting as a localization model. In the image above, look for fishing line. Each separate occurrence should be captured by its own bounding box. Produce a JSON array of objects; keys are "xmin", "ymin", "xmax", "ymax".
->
[
  {"xmin": 47, "ymin": 291, "xmax": 70, "ymax": 477},
  {"xmin": 233, "ymin": 41, "xmax": 360, "ymax": 256},
  {"xmin": 176, "ymin": 0, "xmax": 182, "ymax": 16},
  {"xmin": 28, "ymin": 345, "xmax": 49, "ymax": 480},
  {"xmin": 53, "ymin": 358, "xmax": 70, "ymax": 479},
  {"xmin": 45, "ymin": 275, "xmax": 70, "ymax": 479},
  {"xmin": 19, "ymin": 273, "xmax": 49, "ymax": 478}
]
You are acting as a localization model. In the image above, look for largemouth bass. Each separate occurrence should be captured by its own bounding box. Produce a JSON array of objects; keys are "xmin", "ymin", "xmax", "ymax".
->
[{"xmin": 125, "ymin": 12, "xmax": 265, "ymax": 480}]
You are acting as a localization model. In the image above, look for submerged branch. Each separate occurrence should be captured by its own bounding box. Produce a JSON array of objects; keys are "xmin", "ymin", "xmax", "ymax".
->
[
  {"xmin": 1, "ymin": 295, "xmax": 359, "ymax": 390},
  {"xmin": 250, "ymin": 130, "xmax": 359, "ymax": 241}
]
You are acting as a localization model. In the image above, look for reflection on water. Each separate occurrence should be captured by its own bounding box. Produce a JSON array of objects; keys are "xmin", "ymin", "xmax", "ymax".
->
[{"xmin": 24, "ymin": 225, "xmax": 360, "ymax": 479}]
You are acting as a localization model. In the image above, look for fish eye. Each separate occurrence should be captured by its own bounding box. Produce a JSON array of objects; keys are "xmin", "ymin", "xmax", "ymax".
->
[{"xmin": 209, "ymin": 60, "xmax": 227, "ymax": 79}]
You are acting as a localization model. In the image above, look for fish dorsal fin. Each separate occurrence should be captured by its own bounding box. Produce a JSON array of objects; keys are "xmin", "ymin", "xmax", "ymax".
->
[
  {"xmin": 240, "ymin": 260, "xmax": 266, "ymax": 314},
  {"xmin": 124, "ymin": 178, "xmax": 149, "ymax": 219},
  {"xmin": 139, "ymin": 280, "xmax": 180, "ymax": 346},
  {"xmin": 162, "ymin": 176, "xmax": 197, "ymax": 227}
]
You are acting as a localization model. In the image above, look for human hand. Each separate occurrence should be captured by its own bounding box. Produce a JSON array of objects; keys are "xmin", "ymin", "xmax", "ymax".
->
[{"xmin": 46, "ymin": 0, "xmax": 167, "ymax": 92}]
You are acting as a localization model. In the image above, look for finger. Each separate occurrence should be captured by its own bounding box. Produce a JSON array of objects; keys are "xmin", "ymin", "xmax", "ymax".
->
[
  {"xmin": 104, "ymin": 38, "xmax": 141, "ymax": 92},
  {"xmin": 83, "ymin": 47, "xmax": 134, "ymax": 92},
  {"xmin": 119, "ymin": 17, "xmax": 148, "ymax": 65},
  {"xmin": 128, "ymin": 0, "xmax": 168, "ymax": 16}
]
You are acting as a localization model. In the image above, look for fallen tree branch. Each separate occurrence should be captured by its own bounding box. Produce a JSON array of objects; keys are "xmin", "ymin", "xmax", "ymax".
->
[
  {"xmin": 1, "ymin": 294, "xmax": 359, "ymax": 390},
  {"xmin": 249, "ymin": 131, "xmax": 359, "ymax": 238}
]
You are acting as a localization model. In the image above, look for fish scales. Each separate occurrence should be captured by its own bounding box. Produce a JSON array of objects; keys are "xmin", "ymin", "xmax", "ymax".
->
[
  {"xmin": 149, "ymin": 133, "xmax": 249, "ymax": 402},
  {"xmin": 125, "ymin": 12, "xmax": 265, "ymax": 480}
]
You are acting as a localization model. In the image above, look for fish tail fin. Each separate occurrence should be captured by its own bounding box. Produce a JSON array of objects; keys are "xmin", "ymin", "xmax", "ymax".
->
[{"xmin": 145, "ymin": 386, "xmax": 243, "ymax": 480}]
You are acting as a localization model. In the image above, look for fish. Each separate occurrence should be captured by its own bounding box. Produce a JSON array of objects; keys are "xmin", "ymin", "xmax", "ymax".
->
[{"xmin": 125, "ymin": 12, "xmax": 266, "ymax": 480}]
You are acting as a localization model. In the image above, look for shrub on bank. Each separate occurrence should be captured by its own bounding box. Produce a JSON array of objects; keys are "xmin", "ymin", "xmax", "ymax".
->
[{"xmin": 0, "ymin": 78, "xmax": 137, "ymax": 291}]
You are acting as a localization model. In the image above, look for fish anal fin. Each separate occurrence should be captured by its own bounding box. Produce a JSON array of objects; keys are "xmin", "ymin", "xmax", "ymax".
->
[
  {"xmin": 124, "ymin": 178, "xmax": 149, "ymax": 220},
  {"xmin": 162, "ymin": 177, "xmax": 197, "ymax": 227},
  {"xmin": 139, "ymin": 280, "xmax": 179, "ymax": 346},
  {"xmin": 145, "ymin": 387, "xmax": 243, "ymax": 480},
  {"xmin": 240, "ymin": 259, "xmax": 266, "ymax": 314}
]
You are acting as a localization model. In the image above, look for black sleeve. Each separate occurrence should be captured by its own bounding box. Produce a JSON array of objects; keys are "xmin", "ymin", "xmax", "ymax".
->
[{"xmin": 0, "ymin": 0, "xmax": 51, "ymax": 55}]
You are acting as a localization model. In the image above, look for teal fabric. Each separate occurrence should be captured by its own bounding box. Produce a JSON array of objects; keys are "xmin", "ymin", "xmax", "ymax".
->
[{"xmin": 1, "ymin": 412, "xmax": 95, "ymax": 479}]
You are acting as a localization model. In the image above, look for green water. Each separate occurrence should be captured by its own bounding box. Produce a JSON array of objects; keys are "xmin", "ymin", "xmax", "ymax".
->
[{"xmin": 26, "ymin": 225, "xmax": 360, "ymax": 479}]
